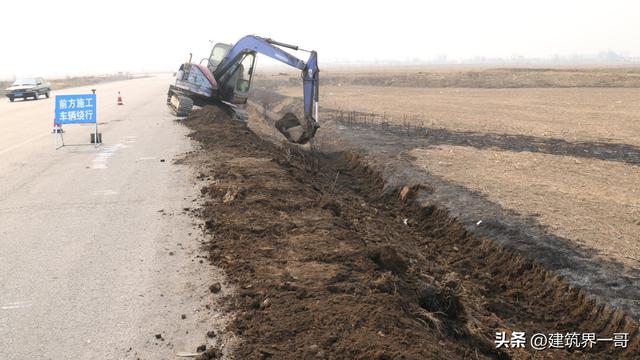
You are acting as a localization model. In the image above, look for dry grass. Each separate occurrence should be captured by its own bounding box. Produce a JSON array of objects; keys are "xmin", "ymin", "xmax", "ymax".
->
[
  {"xmin": 411, "ymin": 145, "xmax": 640, "ymax": 266},
  {"xmin": 258, "ymin": 66, "xmax": 640, "ymax": 88}
]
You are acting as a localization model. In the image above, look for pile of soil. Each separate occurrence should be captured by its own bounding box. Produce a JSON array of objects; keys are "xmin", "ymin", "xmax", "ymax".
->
[{"xmin": 182, "ymin": 106, "xmax": 639, "ymax": 359}]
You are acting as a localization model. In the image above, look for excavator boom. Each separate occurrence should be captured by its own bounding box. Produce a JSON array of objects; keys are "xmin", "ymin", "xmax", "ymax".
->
[{"xmin": 214, "ymin": 35, "xmax": 320, "ymax": 144}]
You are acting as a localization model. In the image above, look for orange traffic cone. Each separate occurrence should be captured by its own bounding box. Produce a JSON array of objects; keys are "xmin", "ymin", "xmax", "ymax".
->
[{"xmin": 117, "ymin": 91, "xmax": 123, "ymax": 105}]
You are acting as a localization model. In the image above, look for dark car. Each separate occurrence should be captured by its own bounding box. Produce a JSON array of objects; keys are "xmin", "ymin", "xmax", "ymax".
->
[{"xmin": 5, "ymin": 78, "xmax": 51, "ymax": 102}]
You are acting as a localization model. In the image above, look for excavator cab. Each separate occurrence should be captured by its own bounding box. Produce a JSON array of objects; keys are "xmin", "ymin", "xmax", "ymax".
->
[
  {"xmin": 206, "ymin": 43, "xmax": 231, "ymax": 73},
  {"xmin": 229, "ymin": 53, "xmax": 256, "ymax": 104},
  {"xmin": 208, "ymin": 44, "xmax": 256, "ymax": 104}
]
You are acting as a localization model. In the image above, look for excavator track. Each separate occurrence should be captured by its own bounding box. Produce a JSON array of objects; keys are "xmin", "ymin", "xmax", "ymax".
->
[{"xmin": 167, "ymin": 92, "xmax": 194, "ymax": 117}]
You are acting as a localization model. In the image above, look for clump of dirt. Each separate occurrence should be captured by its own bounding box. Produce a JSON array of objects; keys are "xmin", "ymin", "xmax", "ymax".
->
[
  {"xmin": 368, "ymin": 246, "xmax": 408, "ymax": 276},
  {"xmin": 182, "ymin": 106, "xmax": 639, "ymax": 359}
]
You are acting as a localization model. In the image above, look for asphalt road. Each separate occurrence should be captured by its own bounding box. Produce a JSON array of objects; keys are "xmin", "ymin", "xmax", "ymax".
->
[{"xmin": 0, "ymin": 76, "xmax": 226, "ymax": 359}]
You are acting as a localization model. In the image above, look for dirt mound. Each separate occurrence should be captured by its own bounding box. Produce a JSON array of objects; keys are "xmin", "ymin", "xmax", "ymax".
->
[{"xmin": 182, "ymin": 106, "xmax": 639, "ymax": 359}]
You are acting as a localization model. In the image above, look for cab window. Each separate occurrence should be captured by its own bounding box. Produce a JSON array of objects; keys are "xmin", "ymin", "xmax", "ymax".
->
[
  {"xmin": 235, "ymin": 54, "xmax": 255, "ymax": 94},
  {"xmin": 208, "ymin": 44, "xmax": 231, "ymax": 71}
]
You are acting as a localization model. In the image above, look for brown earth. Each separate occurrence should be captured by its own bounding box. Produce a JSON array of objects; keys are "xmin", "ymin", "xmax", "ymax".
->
[
  {"xmin": 247, "ymin": 68, "xmax": 640, "ymax": 319},
  {"xmin": 181, "ymin": 106, "xmax": 639, "ymax": 359}
]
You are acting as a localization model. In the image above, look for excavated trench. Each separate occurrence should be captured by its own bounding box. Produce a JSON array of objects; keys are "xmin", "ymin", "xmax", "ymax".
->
[{"xmin": 182, "ymin": 106, "xmax": 639, "ymax": 359}]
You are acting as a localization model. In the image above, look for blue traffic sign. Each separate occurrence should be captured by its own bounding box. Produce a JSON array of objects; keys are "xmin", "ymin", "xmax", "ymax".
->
[{"xmin": 54, "ymin": 94, "xmax": 96, "ymax": 125}]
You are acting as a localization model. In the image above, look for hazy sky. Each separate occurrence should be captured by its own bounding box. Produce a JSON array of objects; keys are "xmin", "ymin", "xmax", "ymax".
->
[{"xmin": 2, "ymin": 0, "xmax": 639, "ymax": 78}]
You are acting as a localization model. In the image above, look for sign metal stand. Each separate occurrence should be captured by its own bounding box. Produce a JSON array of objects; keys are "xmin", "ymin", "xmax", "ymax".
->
[{"xmin": 53, "ymin": 90, "xmax": 100, "ymax": 149}]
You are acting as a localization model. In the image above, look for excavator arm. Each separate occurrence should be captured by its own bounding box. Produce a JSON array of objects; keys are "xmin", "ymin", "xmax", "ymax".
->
[{"xmin": 214, "ymin": 35, "xmax": 320, "ymax": 144}]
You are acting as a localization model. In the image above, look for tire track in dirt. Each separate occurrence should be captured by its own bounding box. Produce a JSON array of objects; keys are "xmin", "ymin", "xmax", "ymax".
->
[{"xmin": 182, "ymin": 106, "xmax": 638, "ymax": 359}]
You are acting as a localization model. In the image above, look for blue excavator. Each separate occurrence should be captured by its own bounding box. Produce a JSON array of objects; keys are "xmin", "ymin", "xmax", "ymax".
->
[{"xmin": 167, "ymin": 35, "xmax": 319, "ymax": 144}]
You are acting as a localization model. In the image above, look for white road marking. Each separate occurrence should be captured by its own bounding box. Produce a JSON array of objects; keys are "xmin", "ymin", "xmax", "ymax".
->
[
  {"xmin": 1, "ymin": 301, "xmax": 32, "ymax": 310},
  {"xmin": 121, "ymin": 135, "xmax": 137, "ymax": 143},
  {"xmin": 91, "ymin": 143, "xmax": 126, "ymax": 169},
  {"xmin": 93, "ymin": 190, "xmax": 118, "ymax": 196},
  {"xmin": 0, "ymin": 133, "xmax": 49, "ymax": 156},
  {"xmin": 138, "ymin": 157, "xmax": 156, "ymax": 161}
]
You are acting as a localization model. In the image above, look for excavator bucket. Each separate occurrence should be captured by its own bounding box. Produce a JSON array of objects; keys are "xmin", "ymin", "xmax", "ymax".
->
[{"xmin": 275, "ymin": 112, "xmax": 317, "ymax": 144}]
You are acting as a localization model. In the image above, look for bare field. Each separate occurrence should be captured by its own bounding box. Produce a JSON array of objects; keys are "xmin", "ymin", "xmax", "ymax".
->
[
  {"xmin": 411, "ymin": 145, "xmax": 640, "ymax": 266},
  {"xmin": 266, "ymin": 68, "xmax": 640, "ymax": 271},
  {"xmin": 277, "ymin": 85, "xmax": 640, "ymax": 146},
  {"xmin": 262, "ymin": 66, "xmax": 640, "ymax": 88},
  {"xmin": 248, "ymin": 66, "xmax": 640, "ymax": 319}
]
